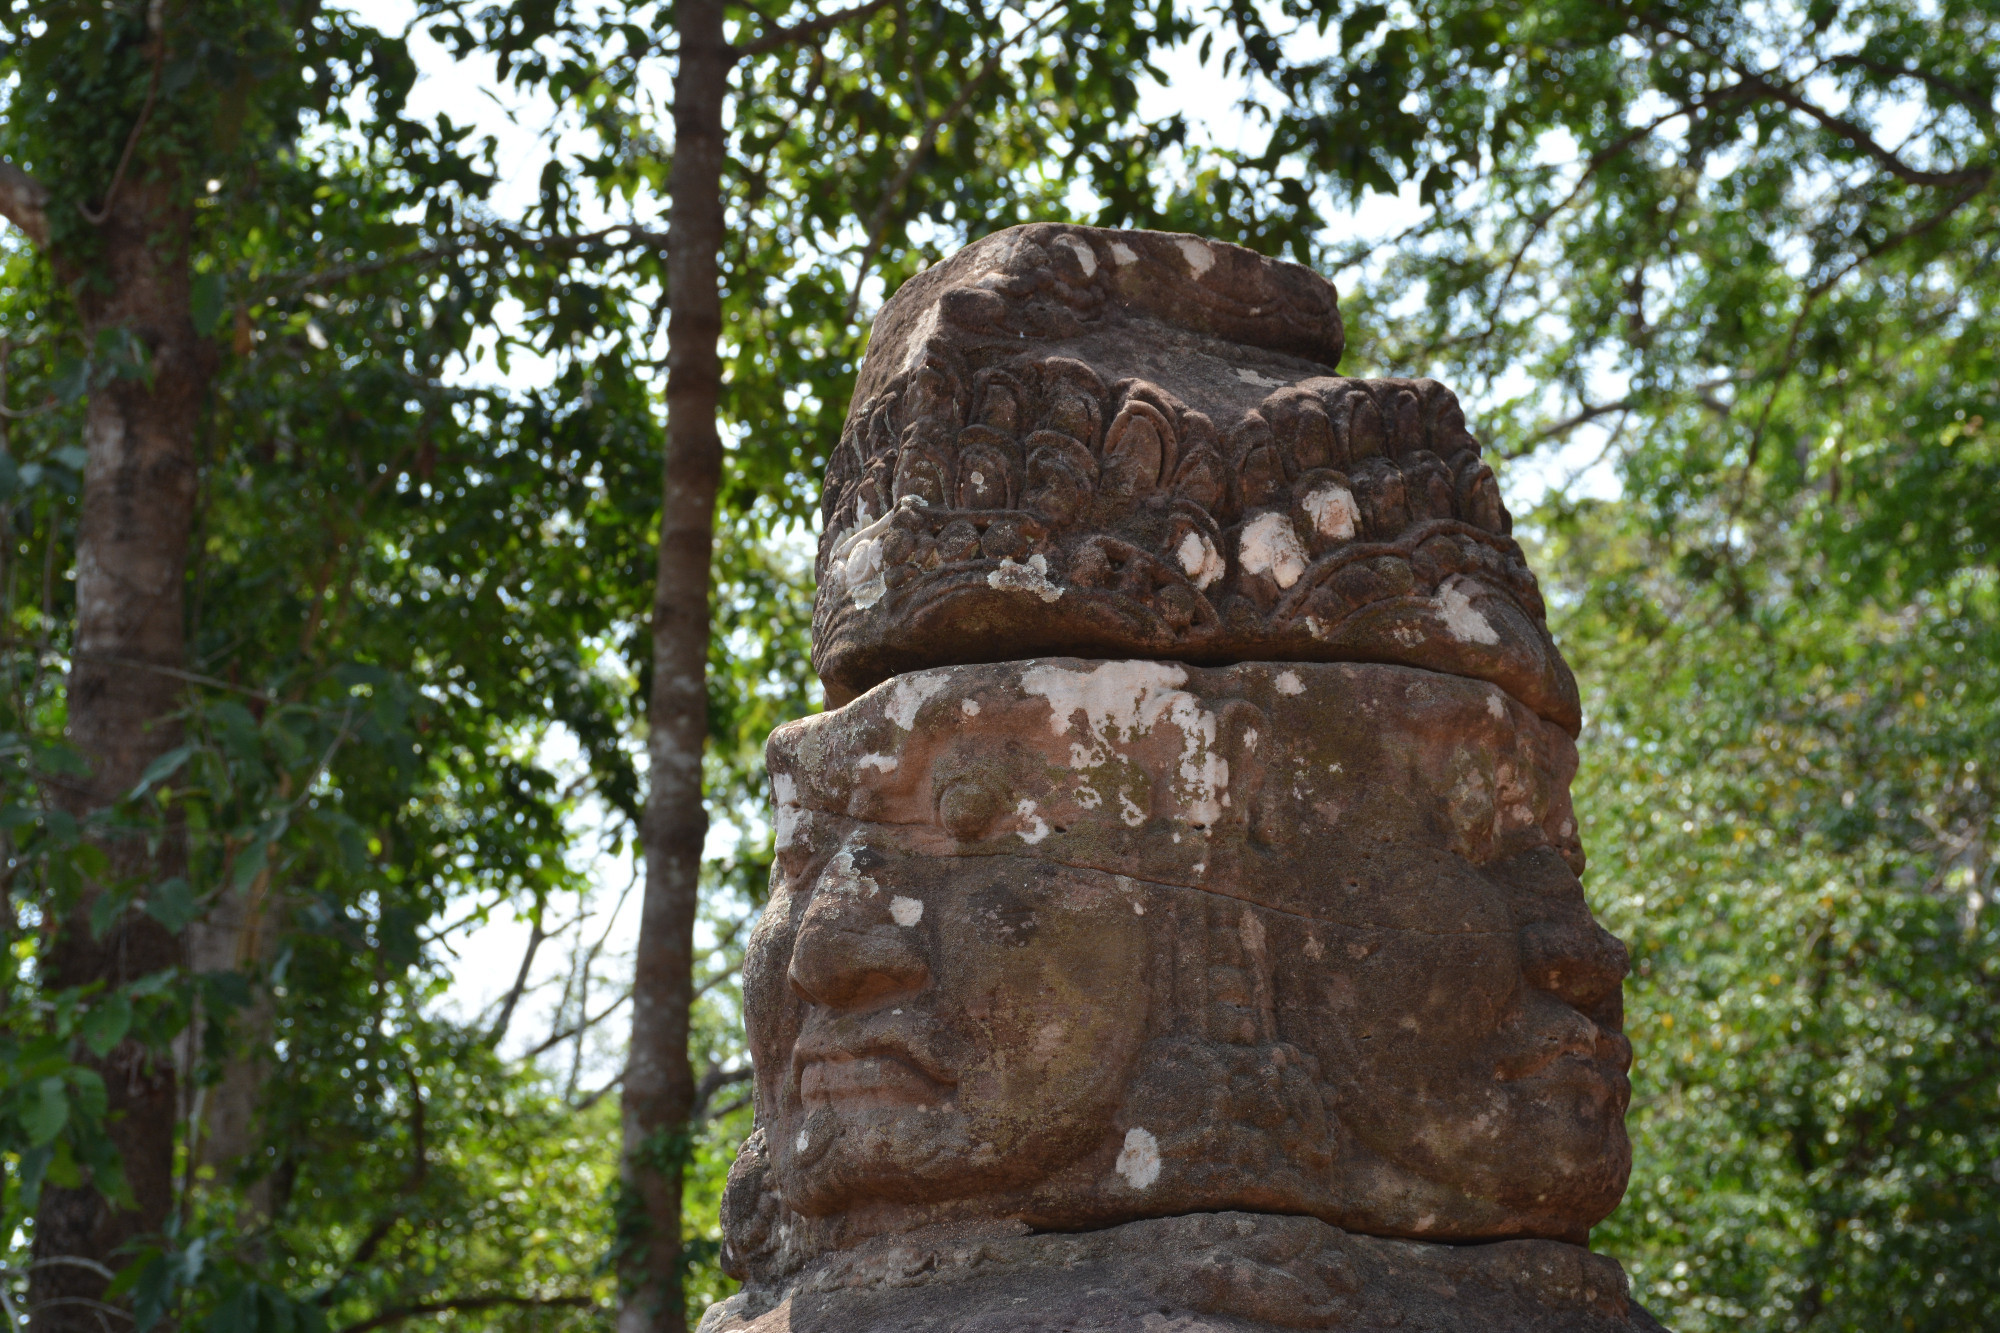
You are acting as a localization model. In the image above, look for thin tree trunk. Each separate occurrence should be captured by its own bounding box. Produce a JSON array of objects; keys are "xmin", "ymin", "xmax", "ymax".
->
[
  {"xmin": 185, "ymin": 866, "xmax": 281, "ymax": 1227},
  {"xmin": 620, "ymin": 1, "xmax": 729, "ymax": 1329},
  {"xmin": 30, "ymin": 160, "xmax": 207, "ymax": 1330}
]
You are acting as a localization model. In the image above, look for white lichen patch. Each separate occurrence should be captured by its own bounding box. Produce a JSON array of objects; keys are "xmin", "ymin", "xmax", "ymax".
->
[
  {"xmin": 1110, "ymin": 240, "xmax": 1139, "ymax": 266},
  {"xmin": 1238, "ymin": 511, "xmax": 1307, "ymax": 589},
  {"xmin": 1053, "ymin": 233, "xmax": 1097, "ymax": 277},
  {"xmin": 1238, "ymin": 909, "xmax": 1266, "ymax": 956},
  {"xmin": 1075, "ymin": 784, "xmax": 1103, "ymax": 809},
  {"xmin": 886, "ymin": 670, "xmax": 952, "ymax": 729},
  {"xmin": 1116, "ymin": 1127, "xmax": 1162, "ymax": 1189},
  {"xmin": 1015, "ymin": 798, "xmax": 1051, "ymax": 844},
  {"xmin": 1019, "ymin": 660, "xmax": 1229, "ymax": 824},
  {"xmin": 796, "ymin": 1129, "xmax": 809, "ymax": 1152},
  {"xmin": 1302, "ymin": 482, "xmax": 1359, "ymax": 540},
  {"xmin": 1393, "ymin": 624, "xmax": 1425, "ymax": 647},
  {"xmin": 823, "ymin": 846, "xmax": 881, "ymax": 898},
  {"xmin": 1233, "ymin": 366, "xmax": 1287, "ymax": 388},
  {"xmin": 826, "ymin": 496, "xmax": 918, "ymax": 609},
  {"xmin": 773, "ymin": 773, "xmax": 802, "ymax": 849},
  {"xmin": 1275, "ymin": 670, "xmax": 1305, "ymax": 696},
  {"xmin": 1486, "ymin": 691, "xmax": 1507, "ymax": 721},
  {"xmin": 1175, "ymin": 530, "xmax": 1225, "ymax": 589},
  {"xmin": 987, "ymin": 552, "xmax": 1064, "ymax": 602},
  {"xmin": 844, "ymin": 538, "xmax": 886, "ymax": 607},
  {"xmin": 1303, "ymin": 935, "xmax": 1325, "ymax": 960},
  {"xmin": 1119, "ymin": 791, "xmax": 1146, "ymax": 827},
  {"xmin": 857, "ymin": 753, "xmax": 899, "ymax": 774},
  {"xmin": 1022, "ymin": 660, "xmax": 1188, "ymax": 749},
  {"xmin": 889, "ymin": 895, "xmax": 924, "ymax": 927},
  {"xmin": 961, "ymin": 697, "xmax": 981, "ymax": 717},
  {"xmin": 1177, "ymin": 237, "xmax": 1214, "ymax": 277},
  {"xmin": 1435, "ymin": 577, "xmax": 1500, "ymax": 644},
  {"xmin": 900, "ymin": 304, "xmax": 941, "ymax": 372}
]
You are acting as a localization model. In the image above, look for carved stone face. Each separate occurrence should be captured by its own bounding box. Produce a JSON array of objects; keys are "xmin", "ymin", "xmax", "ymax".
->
[
  {"xmin": 758, "ymin": 827, "xmax": 1151, "ymax": 1215},
  {"xmin": 735, "ymin": 660, "xmax": 1631, "ymax": 1271}
]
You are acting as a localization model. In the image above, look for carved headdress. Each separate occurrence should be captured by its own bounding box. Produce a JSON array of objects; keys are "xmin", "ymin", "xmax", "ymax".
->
[{"xmin": 813, "ymin": 224, "xmax": 1579, "ymax": 732}]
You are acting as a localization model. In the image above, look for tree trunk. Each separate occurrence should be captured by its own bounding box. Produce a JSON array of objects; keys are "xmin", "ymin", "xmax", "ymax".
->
[
  {"xmin": 620, "ymin": 1, "xmax": 729, "ymax": 1329},
  {"xmin": 30, "ymin": 166, "xmax": 207, "ymax": 1331},
  {"xmin": 185, "ymin": 866, "xmax": 281, "ymax": 1225}
]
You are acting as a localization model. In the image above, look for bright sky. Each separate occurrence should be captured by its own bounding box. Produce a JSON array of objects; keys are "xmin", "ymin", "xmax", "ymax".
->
[{"xmin": 339, "ymin": 0, "xmax": 1618, "ymax": 1061}]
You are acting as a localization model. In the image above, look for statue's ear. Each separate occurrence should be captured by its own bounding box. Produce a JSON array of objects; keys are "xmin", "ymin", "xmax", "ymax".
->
[
  {"xmin": 719, "ymin": 1126, "xmax": 780, "ymax": 1282},
  {"xmin": 1215, "ymin": 698, "xmax": 1269, "ymax": 835}
]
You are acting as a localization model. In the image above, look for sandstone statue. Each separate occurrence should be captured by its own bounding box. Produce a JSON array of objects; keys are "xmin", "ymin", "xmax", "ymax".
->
[{"xmin": 702, "ymin": 224, "xmax": 1664, "ymax": 1332}]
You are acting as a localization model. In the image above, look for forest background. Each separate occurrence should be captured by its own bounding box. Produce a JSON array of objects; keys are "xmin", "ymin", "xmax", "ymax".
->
[{"xmin": 1, "ymin": 0, "xmax": 1996, "ymax": 1331}]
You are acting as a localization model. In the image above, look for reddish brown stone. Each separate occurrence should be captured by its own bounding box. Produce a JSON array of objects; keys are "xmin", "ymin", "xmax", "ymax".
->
[
  {"xmin": 727, "ymin": 661, "xmax": 1631, "ymax": 1289},
  {"xmin": 701, "ymin": 1211, "xmax": 1666, "ymax": 1333},
  {"xmin": 722, "ymin": 228, "xmax": 1653, "ymax": 1332},
  {"xmin": 812, "ymin": 225, "xmax": 1577, "ymax": 732}
]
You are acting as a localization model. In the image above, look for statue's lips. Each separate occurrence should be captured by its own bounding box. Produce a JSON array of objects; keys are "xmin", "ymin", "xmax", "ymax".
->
[
  {"xmin": 1494, "ymin": 1044, "xmax": 1632, "ymax": 1103},
  {"xmin": 799, "ymin": 1053, "xmax": 953, "ymax": 1110},
  {"xmin": 794, "ymin": 1024, "xmax": 957, "ymax": 1110}
]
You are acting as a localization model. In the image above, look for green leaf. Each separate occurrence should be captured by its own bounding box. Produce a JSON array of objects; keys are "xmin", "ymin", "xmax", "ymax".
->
[
  {"xmin": 192, "ymin": 273, "xmax": 227, "ymax": 336},
  {"xmin": 144, "ymin": 877, "xmax": 204, "ymax": 932},
  {"xmin": 90, "ymin": 886, "xmax": 126, "ymax": 939},
  {"xmin": 80, "ymin": 992, "xmax": 133, "ymax": 1055},
  {"xmin": 232, "ymin": 837, "xmax": 269, "ymax": 892},
  {"xmin": 67, "ymin": 1066, "xmax": 107, "ymax": 1120},
  {"xmin": 50, "ymin": 354, "xmax": 88, "ymax": 404},
  {"xmin": 126, "ymin": 967, "xmax": 179, "ymax": 998},
  {"xmin": 23, "ymin": 1075, "xmax": 69, "ymax": 1144},
  {"xmin": 205, "ymin": 1281, "xmax": 257, "ymax": 1333},
  {"xmin": 129, "ymin": 742, "xmax": 197, "ymax": 800},
  {"xmin": 15, "ymin": 1144, "xmax": 53, "ymax": 1210}
]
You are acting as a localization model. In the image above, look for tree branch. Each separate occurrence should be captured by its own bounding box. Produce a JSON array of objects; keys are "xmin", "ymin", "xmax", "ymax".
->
[
  {"xmin": 733, "ymin": 0, "xmax": 897, "ymax": 61},
  {"xmin": 840, "ymin": 0, "xmax": 1066, "ymax": 322},
  {"xmin": 265, "ymin": 222, "xmax": 668, "ymax": 300},
  {"xmin": 517, "ymin": 987, "xmax": 632, "ymax": 1061},
  {"xmin": 0, "ymin": 161, "xmax": 50, "ymax": 249},
  {"xmin": 485, "ymin": 898, "xmax": 549, "ymax": 1047},
  {"xmin": 1732, "ymin": 69, "xmax": 1994, "ymax": 188},
  {"xmin": 691, "ymin": 1063, "xmax": 754, "ymax": 1121},
  {"xmin": 78, "ymin": 40, "xmax": 166, "ymax": 227},
  {"xmin": 1619, "ymin": 8, "xmax": 1995, "ymax": 190},
  {"xmin": 338, "ymin": 1295, "xmax": 594, "ymax": 1333},
  {"xmin": 1510, "ymin": 397, "xmax": 1636, "ymax": 453}
]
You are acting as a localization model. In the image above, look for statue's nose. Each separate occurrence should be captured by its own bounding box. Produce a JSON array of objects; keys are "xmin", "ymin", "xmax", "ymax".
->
[
  {"xmin": 1519, "ymin": 917, "xmax": 1628, "ymax": 1015},
  {"xmin": 788, "ymin": 882, "xmax": 931, "ymax": 1011}
]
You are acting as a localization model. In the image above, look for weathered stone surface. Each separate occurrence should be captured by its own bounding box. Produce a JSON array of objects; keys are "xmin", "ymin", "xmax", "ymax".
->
[
  {"xmin": 726, "ymin": 660, "xmax": 1630, "ymax": 1288},
  {"xmin": 723, "ymin": 226, "xmax": 1655, "ymax": 1333},
  {"xmin": 811, "ymin": 223, "xmax": 1577, "ymax": 732},
  {"xmin": 700, "ymin": 1211, "xmax": 1666, "ymax": 1332}
]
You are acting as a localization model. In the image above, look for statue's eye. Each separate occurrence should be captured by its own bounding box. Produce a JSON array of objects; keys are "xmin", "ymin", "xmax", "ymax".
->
[{"xmin": 936, "ymin": 772, "xmax": 1010, "ymax": 842}]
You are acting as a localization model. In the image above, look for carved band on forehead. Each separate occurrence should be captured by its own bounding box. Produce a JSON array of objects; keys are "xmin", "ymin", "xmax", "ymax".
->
[
  {"xmin": 851, "ymin": 225, "xmax": 1345, "ymax": 411},
  {"xmin": 767, "ymin": 659, "xmax": 1586, "ymax": 918},
  {"xmin": 812, "ymin": 224, "xmax": 1577, "ymax": 730}
]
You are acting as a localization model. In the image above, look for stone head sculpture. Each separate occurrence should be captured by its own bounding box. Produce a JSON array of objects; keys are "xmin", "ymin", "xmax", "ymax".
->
[{"xmin": 721, "ymin": 225, "xmax": 1634, "ymax": 1306}]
